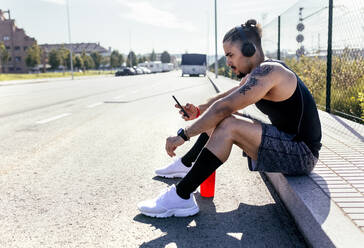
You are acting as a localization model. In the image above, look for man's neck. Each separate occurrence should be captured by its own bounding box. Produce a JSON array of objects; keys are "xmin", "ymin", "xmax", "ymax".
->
[{"xmin": 250, "ymin": 54, "xmax": 265, "ymax": 71}]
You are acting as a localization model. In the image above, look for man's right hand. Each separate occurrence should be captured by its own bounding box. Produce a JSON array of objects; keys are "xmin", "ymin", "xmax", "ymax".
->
[
  {"xmin": 165, "ymin": 135, "xmax": 185, "ymax": 157},
  {"xmin": 175, "ymin": 103, "xmax": 199, "ymax": 121}
]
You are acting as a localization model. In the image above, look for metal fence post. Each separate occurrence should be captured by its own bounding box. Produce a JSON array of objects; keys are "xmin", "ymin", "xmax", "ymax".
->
[
  {"xmin": 277, "ymin": 16, "xmax": 281, "ymax": 60},
  {"xmin": 214, "ymin": 0, "xmax": 218, "ymax": 79},
  {"xmin": 326, "ymin": 0, "xmax": 333, "ymax": 113}
]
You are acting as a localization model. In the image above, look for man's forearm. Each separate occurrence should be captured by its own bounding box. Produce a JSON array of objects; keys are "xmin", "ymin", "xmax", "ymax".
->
[
  {"xmin": 186, "ymin": 99, "xmax": 233, "ymax": 138},
  {"xmin": 198, "ymin": 85, "xmax": 239, "ymax": 113}
]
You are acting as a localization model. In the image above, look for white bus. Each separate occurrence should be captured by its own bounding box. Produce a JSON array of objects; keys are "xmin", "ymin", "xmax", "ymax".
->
[{"xmin": 181, "ymin": 53, "xmax": 207, "ymax": 77}]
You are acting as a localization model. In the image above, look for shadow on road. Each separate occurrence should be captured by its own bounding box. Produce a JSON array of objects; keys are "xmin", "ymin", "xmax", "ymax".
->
[
  {"xmin": 134, "ymin": 194, "xmax": 304, "ymax": 248},
  {"xmin": 151, "ymin": 176, "xmax": 180, "ymax": 186}
]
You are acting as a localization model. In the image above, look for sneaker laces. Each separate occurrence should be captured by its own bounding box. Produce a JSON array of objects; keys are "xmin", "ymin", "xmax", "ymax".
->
[{"xmin": 156, "ymin": 186, "xmax": 173, "ymax": 202}]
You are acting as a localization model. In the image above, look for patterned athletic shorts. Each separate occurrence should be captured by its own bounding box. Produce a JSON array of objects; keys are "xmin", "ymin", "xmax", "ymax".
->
[{"xmin": 244, "ymin": 123, "xmax": 318, "ymax": 176}]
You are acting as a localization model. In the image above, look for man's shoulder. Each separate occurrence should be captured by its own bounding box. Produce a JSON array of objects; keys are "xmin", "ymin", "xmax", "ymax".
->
[
  {"xmin": 251, "ymin": 61, "xmax": 297, "ymax": 98},
  {"xmin": 251, "ymin": 61, "xmax": 290, "ymax": 80},
  {"xmin": 259, "ymin": 60, "xmax": 287, "ymax": 71}
]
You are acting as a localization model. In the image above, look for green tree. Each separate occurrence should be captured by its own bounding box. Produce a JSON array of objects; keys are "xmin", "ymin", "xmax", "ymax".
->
[
  {"xmin": 81, "ymin": 51, "xmax": 95, "ymax": 70},
  {"xmin": 58, "ymin": 47, "xmax": 70, "ymax": 71},
  {"xmin": 65, "ymin": 54, "xmax": 76, "ymax": 70},
  {"xmin": 118, "ymin": 54, "xmax": 124, "ymax": 67},
  {"xmin": 127, "ymin": 51, "xmax": 137, "ymax": 66},
  {"xmin": 137, "ymin": 56, "xmax": 144, "ymax": 64},
  {"xmin": 85, "ymin": 55, "xmax": 95, "ymax": 70},
  {"xmin": 150, "ymin": 49, "xmax": 156, "ymax": 61},
  {"xmin": 25, "ymin": 43, "xmax": 41, "ymax": 69},
  {"xmin": 74, "ymin": 55, "xmax": 83, "ymax": 70},
  {"xmin": 110, "ymin": 50, "xmax": 121, "ymax": 68},
  {"xmin": 81, "ymin": 51, "xmax": 87, "ymax": 70},
  {"xmin": 161, "ymin": 51, "xmax": 171, "ymax": 63},
  {"xmin": 0, "ymin": 42, "xmax": 9, "ymax": 73},
  {"xmin": 48, "ymin": 49, "xmax": 61, "ymax": 70},
  {"xmin": 100, "ymin": 56, "xmax": 109, "ymax": 69},
  {"xmin": 91, "ymin": 52, "xmax": 102, "ymax": 69}
]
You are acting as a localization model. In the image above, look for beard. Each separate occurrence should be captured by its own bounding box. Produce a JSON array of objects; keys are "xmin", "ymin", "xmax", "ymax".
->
[
  {"xmin": 236, "ymin": 72, "xmax": 246, "ymax": 79},
  {"xmin": 231, "ymin": 66, "xmax": 246, "ymax": 79}
]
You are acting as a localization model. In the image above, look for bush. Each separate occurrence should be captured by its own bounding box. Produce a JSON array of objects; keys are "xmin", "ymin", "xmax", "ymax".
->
[
  {"xmin": 285, "ymin": 56, "xmax": 364, "ymax": 123},
  {"xmin": 359, "ymin": 92, "xmax": 364, "ymax": 120}
]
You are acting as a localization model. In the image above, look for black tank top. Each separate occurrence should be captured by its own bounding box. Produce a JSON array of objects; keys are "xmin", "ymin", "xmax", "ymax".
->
[{"xmin": 255, "ymin": 59, "xmax": 322, "ymax": 158}]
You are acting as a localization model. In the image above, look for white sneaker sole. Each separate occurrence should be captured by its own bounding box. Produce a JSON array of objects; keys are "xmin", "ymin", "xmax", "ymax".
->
[
  {"xmin": 155, "ymin": 172, "xmax": 188, "ymax": 178},
  {"xmin": 140, "ymin": 205, "xmax": 200, "ymax": 218}
]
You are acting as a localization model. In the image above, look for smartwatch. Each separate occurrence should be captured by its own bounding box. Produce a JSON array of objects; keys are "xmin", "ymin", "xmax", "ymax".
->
[{"xmin": 177, "ymin": 128, "xmax": 189, "ymax": 141}]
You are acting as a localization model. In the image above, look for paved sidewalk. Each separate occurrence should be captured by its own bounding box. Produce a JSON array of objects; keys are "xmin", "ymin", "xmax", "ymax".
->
[
  {"xmin": 310, "ymin": 110, "xmax": 364, "ymax": 230},
  {"xmin": 207, "ymin": 73, "xmax": 364, "ymax": 247}
]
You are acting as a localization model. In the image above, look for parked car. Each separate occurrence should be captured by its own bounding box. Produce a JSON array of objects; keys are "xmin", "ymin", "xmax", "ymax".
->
[
  {"xmin": 140, "ymin": 67, "xmax": 151, "ymax": 74},
  {"xmin": 139, "ymin": 61, "xmax": 162, "ymax": 73},
  {"xmin": 133, "ymin": 66, "xmax": 144, "ymax": 75},
  {"xmin": 115, "ymin": 67, "xmax": 136, "ymax": 76}
]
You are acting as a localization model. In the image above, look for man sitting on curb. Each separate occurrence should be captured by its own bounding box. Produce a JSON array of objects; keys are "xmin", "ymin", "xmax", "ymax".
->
[{"xmin": 138, "ymin": 19, "xmax": 322, "ymax": 218}]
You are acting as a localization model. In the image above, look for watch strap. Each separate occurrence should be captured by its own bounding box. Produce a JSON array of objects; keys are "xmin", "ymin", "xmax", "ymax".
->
[{"xmin": 177, "ymin": 128, "xmax": 189, "ymax": 141}]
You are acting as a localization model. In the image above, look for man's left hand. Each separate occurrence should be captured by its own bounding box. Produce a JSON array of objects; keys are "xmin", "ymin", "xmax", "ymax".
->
[{"xmin": 165, "ymin": 136, "xmax": 185, "ymax": 157}]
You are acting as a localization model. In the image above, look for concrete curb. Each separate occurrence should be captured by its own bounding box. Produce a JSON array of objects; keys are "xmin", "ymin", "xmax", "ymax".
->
[
  {"xmin": 206, "ymin": 75, "xmax": 221, "ymax": 93},
  {"xmin": 266, "ymin": 173, "xmax": 364, "ymax": 248},
  {"xmin": 206, "ymin": 72, "xmax": 364, "ymax": 248}
]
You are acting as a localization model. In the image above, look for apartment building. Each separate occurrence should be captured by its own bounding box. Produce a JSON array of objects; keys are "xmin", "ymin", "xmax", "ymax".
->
[
  {"xmin": 0, "ymin": 10, "xmax": 36, "ymax": 73},
  {"xmin": 39, "ymin": 42, "xmax": 110, "ymax": 57}
]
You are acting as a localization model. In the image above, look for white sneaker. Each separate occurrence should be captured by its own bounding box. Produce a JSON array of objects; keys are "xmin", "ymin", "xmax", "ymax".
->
[
  {"xmin": 137, "ymin": 185, "xmax": 199, "ymax": 218},
  {"xmin": 155, "ymin": 158, "xmax": 192, "ymax": 178}
]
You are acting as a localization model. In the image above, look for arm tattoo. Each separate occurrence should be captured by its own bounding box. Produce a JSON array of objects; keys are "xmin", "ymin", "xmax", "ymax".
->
[
  {"xmin": 251, "ymin": 64, "xmax": 273, "ymax": 77},
  {"xmin": 239, "ymin": 65, "xmax": 273, "ymax": 95},
  {"xmin": 239, "ymin": 77, "xmax": 258, "ymax": 95}
]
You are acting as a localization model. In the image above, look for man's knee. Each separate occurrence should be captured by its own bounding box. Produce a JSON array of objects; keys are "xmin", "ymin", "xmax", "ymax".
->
[
  {"xmin": 214, "ymin": 115, "xmax": 257, "ymax": 139},
  {"xmin": 216, "ymin": 115, "xmax": 236, "ymax": 129},
  {"xmin": 213, "ymin": 116, "xmax": 238, "ymax": 139}
]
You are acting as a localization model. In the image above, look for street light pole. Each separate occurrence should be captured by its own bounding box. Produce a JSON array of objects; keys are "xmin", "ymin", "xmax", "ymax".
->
[
  {"xmin": 66, "ymin": 0, "xmax": 74, "ymax": 80},
  {"xmin": 214, "ymin": 0, "xmax": 218, "ymax": 78},
  {"xmin": 206, "ymin": 11, "xmax": 209, "ymax": 57},
  {"xmin": 129, "ymin": 29, "xmax": 132, "ymax": 67}
]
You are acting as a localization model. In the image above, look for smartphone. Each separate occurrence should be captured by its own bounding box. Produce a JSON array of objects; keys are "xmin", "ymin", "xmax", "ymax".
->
[{"xmin": 172, "ymin": 95, "xmax": 190, "ymax": 118}]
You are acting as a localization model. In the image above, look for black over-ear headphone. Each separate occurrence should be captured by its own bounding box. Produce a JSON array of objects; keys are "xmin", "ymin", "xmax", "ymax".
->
[{"xmin": 235, "ymin": 26, "xmax": 256, "ymax": 57}]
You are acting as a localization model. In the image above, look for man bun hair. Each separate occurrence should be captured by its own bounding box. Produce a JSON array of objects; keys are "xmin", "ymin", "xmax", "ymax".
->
[
  {"xmin": 223, "ymin": 19, "xmax": 262, "ymax": 46},
  {"xmin": 244, "ymin": 19, "xmax": 262, "ymax": 38},
  {"xmin": 245, "ymin": 19, "xmax": 256, "ymax": 26}
]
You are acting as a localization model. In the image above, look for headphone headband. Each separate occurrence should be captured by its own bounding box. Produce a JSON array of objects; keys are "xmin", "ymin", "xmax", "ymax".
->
[
  {"xmin": 234, "ymin": 25, "xmax": 256, "ymax": 57},
  {"xmin": 235, "ymin": 26, "xmax": 248, "ymax": 41}
]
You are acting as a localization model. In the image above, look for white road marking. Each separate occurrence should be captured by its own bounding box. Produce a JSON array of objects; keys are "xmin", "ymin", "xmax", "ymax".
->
[
  {"xmin": 111, "ymin": 82, "xmax": 165, "ymax": 100},
  {"xmin": 113, "ymin": 92, "xmax": 133, "ymax": 100},
  {"xmin": 0, "ymin": 93, "xmax": 24, "ymax": 97},
  {"xmin": 36, "ymin": 113, "xmax": 72, "ymax": 124},
  {"xmin": 87, "ymin": 102, "xmax": 103, "ymax": 108}
]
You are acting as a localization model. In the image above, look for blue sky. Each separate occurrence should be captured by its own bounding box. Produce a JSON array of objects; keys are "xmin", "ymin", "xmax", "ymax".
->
[{"xmin": 2, "ymin": 0, "xmax": 302, "ymax": 55}]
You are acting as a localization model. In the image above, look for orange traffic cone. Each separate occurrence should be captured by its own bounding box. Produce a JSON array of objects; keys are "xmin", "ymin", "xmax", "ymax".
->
[{"xmin": 200, "ymin": 171, "xmax": 216, "ymax": 197}]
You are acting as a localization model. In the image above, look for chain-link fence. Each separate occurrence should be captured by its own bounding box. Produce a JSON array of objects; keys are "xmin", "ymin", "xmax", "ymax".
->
[{"xmin": 263, "ymin": 0, "xmax": 364, "ymax": 124}]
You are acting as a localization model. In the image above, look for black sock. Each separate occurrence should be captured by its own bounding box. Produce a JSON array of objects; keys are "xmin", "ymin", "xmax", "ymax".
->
[
  {"xmin": 176, "ymin": 148, "xmax": 223, "ymax": 199},
  {"xmin": 181, "ymin": 132, "xmax": 209, "ymax": 167}
]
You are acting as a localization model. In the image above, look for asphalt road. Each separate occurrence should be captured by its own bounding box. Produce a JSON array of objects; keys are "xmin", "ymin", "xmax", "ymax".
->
[{"xmin": 0, "ymin": 71, "xmax": 307, "ymax": 247}]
